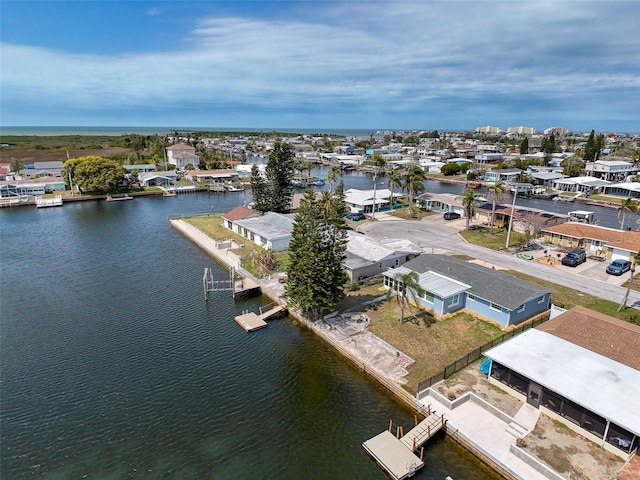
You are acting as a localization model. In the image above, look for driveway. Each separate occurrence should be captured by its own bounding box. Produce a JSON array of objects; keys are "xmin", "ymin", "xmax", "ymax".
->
[{"xmin": 358, "ymin": 218, "xmax": 640, "ymax": 310}]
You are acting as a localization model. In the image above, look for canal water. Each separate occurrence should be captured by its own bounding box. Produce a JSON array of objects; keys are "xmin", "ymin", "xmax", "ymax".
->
[{"xmin": 0, "ymin": 190, "xmax": 501, "ymax": 479}]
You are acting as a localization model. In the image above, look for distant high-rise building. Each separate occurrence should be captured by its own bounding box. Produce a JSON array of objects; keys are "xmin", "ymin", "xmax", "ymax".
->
[
  {"xmin": 543, "ymin": 127, "xmax": 571, "ymax": 136},
  {"xmin": 475, "ymin": 125, "xmax": 502, "ymax": 134},
  {"xmin": 506, "ymin": 126, "xmax": 536, "ymax": 135}
]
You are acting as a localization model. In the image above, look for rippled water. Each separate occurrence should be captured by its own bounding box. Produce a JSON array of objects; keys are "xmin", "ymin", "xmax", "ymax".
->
[{"xmin": 0, "ymin": 192, "xmax": 500, "ymax": 479}]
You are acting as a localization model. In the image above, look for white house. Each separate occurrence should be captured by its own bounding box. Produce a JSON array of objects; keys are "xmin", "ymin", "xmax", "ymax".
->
[
  {"xmin": 344, "ymin": 188, "xmax": 403, "ymax": 214},
  {"xmin": 165, "ymin": 143, "xmax": 200, "ymax": 170},
  {"xmin": 585, "ymin": 160, "xmax": 636, "ymax": 182},
  {"xmin": 138, "ymin": 171, "xmax": 178, "ymax": 187}
]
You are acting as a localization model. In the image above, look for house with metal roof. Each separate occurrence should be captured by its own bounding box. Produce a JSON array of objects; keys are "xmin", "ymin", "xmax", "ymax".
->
[
  {"xmin": 344, "ymin": 188, "xmax": 402, "ymax": 214},
  {"xmin": 344, "ymin": 232, "xmax": 421, "ymax": 281},
  {"xmin": 230, "ymin": 212, "xmax": 296, "ymax": 252},
  {"xmin": 483, "ymin": 306, "xmax": 640, "ymax": 459},
  {"xmin": 383, "ymin": 254, "xmax": 553, "ymax": 326}
]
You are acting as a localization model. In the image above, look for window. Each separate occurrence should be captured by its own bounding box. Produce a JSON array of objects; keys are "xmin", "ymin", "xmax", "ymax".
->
[
  {"xmin": 446, "ymin": 294, "xmax": 459, "ymax": 307},
  {"xmin": 423, "ymin": 291, "xmax": 434, "ymax": 303},
  {"xmin": 395, "ymin": 258, "xmax": 399, "ymax": 267},
  {"xmin": 490, "ymin": 303, "xmax": 502, "ymax": 312},
  {"xmin": 467, "ymin": 294, "xmax": 476, "ymax": 301},
  {"xmin": 537, "ymin": 295, "xmax": 545, "ymax": 304},
  {"xmin": 516, "ymin": 304, "xmax": 525, "ymax": 313}
]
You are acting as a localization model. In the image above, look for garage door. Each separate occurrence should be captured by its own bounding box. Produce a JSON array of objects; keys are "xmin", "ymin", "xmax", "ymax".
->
[{"xmin": 611, "ymin": 248, "xmax": 629, "ymax": 261}]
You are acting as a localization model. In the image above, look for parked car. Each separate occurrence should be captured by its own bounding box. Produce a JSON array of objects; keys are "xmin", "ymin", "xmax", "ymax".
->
[
  {"xmin": 606, "ymin": 259, "xmax": 632, "ymax": 276},
  {"xmin": 561, "ymin": 248, "xmax": 587, "ymax": 267},
  {"xmin": 346, "ymin": 212, "xmax": 365, "ymax": 221},
  {"xmin": 443, "ymin": 211, "xmax": 461, "ymax": 220}
]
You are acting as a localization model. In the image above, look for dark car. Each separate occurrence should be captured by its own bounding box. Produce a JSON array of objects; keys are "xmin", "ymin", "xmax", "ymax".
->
[
  {"xmin": 346, "ymin": 212, "xmax": 365, "ymax": 221},
  {"xmin": 443, "ymin": 211, "xmax": 461, "ymax": 220},
  {"xmin": 561, "ymin": 248, "xmax": 587, "ymax": 267},
  {"xmin": 606, "ymin": 259, "xmax": 632, "ymax": 276}
]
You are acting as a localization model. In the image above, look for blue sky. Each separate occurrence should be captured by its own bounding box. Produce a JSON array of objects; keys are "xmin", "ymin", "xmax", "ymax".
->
[{"xmin": 1, "ymin": 1, "xmax": 639, "ymax": 132}]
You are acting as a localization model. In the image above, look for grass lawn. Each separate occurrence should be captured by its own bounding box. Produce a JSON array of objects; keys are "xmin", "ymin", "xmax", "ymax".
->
[
  {"xmin": 459, "ymin": 226, "xmax": 529, "ymax": 250},
  {"xmin": 507, "ymin": 270, "xmax": 640, "ymax": 324},
  {"xmin": 183, "ymin": 214, "xmax": 288, "ymax": 278},
  {"xmin": 366, "ymin": 299, "xmax": 504, "ymax": 392},
  {"xmin": 388, "ymin": 207, "xmax": 435, "ymax": 221}
]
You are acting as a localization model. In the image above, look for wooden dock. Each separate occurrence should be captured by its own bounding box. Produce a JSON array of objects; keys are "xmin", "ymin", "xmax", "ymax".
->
[
  {"xmin": 363, "ymin": 411, "xmax": 446, "ymax": 480},
  {"xmin": 234, "ymin": 305, "xmax": 286, "ymax": 332}
]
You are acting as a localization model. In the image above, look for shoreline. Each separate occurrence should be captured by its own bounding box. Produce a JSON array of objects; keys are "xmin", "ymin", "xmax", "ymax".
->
[{"xmin": 169, "ymin": 217, "xmax": 531, "ymax": 480}]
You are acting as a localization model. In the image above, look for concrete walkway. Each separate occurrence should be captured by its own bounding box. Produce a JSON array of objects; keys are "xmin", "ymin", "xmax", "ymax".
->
[{"xmin": 420, "ymin": 390, "xmax": 562, "ymax": 480}]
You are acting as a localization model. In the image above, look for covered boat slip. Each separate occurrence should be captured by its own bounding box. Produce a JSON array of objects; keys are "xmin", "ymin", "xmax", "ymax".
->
[{"xmin": 363, "ymin": 411, "xmax": 445, "ymax": 479}]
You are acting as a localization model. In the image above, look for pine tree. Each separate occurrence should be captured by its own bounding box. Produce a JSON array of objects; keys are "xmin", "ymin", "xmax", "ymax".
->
[
  {"xmin": 249, "ymin": 164, "xmax": 269, "ymax": 213},
  {"xmin": 519, "ymin": 137, "xmax": 529, "ymax": 154},
  {"xmin": 285, "ymin": 186, "xmax": 348, "ymax": 318},
  {"xmin": 583, "ymin": 130, "xmax": 600, "ymax": 162},
  {"xmin": 266, "ymin": 141, "xmax": 295, "ymax": 213}
]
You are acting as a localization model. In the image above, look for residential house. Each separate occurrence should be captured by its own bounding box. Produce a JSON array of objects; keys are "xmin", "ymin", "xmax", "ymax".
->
[
  {"xmin": 344, "ymin": 188, "xmax": 402, "ymax": 214},
  {"xmin": 416, "ymin": 193, "xmax": 465, "ymax": 216},
  {"xmin": 552, "ymin": 176, "xmax": 611, "ymax": 194},
  {"xmin": 165, "ymin": 143, "xmax": 200, "ymax": 170},
  {"xmin": 383, "ymin": 254, "xmax": 553, "ymax": 327},
  {"xmin": 475, "ymin": 153, "xmax": 504, "ymax": 163},
  {"xmin": 483, "ymin": 168, "xmax": 522, "ymax": 183},
  {"xmin": 123, "ymin": 164, "xmax": 156, "ymax": 174},
  {"xmin": 184, "ymin": 169, "xmax": 239, "ymax": 184},
  {"xmin": 603, "ymin": 182, "xmax": 640, "ymax": 199},
  {"xmin": 475, "ymin": 203, "xmax": 569, "ymax": 234},
  {"xmin": 0, "ymin": 177, "xmax": 66, "ymax": 198},
  {"xmin": 227, "ymin": 211, "xmax": 295, "ymax": 252},
  {"xmin": 137, "ymin": 171, "xmax": 178, "ymax": 187},
  {"xmin": 585, "ymin": 160, "xmax": 636, "ymax": 182},
  {"xmin": 23, "ymin": 161, "xmax": 64, "ymax": 179},
  {"xmin": 484, "ymin": 306, "xmax": 640, "ymax": 459},
  {"xmin": 541, "ymin": 223, "xmax": 640, "ymax": 261},
  {"xmin": 344, "ymin": 232, "xmax": 421, "ymax": 281}
]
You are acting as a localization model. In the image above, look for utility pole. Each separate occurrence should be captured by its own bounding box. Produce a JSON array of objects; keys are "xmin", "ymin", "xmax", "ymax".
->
[{"xmin": 505, "ymin": 185, "xmax": 518, "ymax": 249}]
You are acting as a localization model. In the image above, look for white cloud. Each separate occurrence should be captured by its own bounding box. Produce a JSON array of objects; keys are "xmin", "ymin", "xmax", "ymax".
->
[{"xmin": 1, "ymin": 1, "xmax": 639, "ymax": 130}]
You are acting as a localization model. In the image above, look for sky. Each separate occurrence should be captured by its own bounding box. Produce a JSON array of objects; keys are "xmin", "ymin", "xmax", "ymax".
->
[{"xmin": 1, "ymin": 1, "xmax": 639, "ymax": 133}]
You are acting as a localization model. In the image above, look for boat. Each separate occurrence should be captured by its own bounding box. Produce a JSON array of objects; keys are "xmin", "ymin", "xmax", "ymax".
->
[
  {"xmin": 105, "ymin": 194, "xmax": 134, "ymax": 202},
  {"xmin": 163, "ymin": 190, "xmax": 177, "ymax": 197},
  {"xmin": 516, "ymin": 253, "xmax": 534, "ymax": 260},
  {"xmin": 467, "ymin": 182, "xmax": 482, "ymax": 189},
  {"xmin": 35, "ymin": 195, "xmax": 63, "ymax": 208}
]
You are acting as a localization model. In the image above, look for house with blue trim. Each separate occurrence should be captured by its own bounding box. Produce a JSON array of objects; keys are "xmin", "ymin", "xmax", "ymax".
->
[{"xmin": 383, "ymin": 254, "xmax": 553, "ymax": 327}]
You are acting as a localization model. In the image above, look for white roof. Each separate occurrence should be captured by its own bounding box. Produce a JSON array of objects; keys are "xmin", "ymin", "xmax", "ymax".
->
[
  {"xmin": 386, "ymin": 266, "xmax": 471, "ymax": 298},
  {"xmin": 345, "ymin": 188, "xmax": 401, "ymax": 206},
  {"xmin": 485, "ymin": 329, "xmax": 640, "ymax": 435},
  {"xmin": 607, "ymin": 183, "xmax": 640, "ymax": 192},
  {"xmin": 554, "ymin": 176, "xmax": 611, "ymax": 186},
  {"xmin": 346, "ymin": 232, "xmax": 420, "ymax": 263},
  {"xmin": 595, "ymin": 160, "xmax": 632, "ymax": 166},
  {"xmin": 234, "ymin": 212, "xmax": 294, "ymax": 241}
]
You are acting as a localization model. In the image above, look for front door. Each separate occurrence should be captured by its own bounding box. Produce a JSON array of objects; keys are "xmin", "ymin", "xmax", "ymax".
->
[{"xmin": 527, "ymin": 382, "xmax": 542, "ymax": 408}]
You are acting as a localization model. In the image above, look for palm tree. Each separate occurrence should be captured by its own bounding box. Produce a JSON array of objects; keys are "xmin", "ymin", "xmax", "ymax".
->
[
  {"xmin": 462, "ymin": 189, "xmax": 480, "ymax": 230},
  {"xmin": 403, "ymin": 165, "xmax": 426, "ymax": 217},
  {"xmin": 488, "ymin": 180, "xmax": 506, "ymax": 234},
  {"xmin": 389, "ymin": 270, "xmax": 424, "ymax": 323},
  {"xmin": 386, "ymin": 169, "xmax": 403, "ymax": 212},
  {"xmin": 618, "ymin": 197, "xmax": 637, "ymax": 231},
  {"xmin": 327, "ymin": 165, "xmax": 343, "ymax": 187},
  {"xmin": 370, "ymin": 153, "xmax": 386, "ymax": 219}
]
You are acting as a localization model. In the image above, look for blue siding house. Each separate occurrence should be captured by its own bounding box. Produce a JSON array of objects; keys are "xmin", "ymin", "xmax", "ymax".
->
[{"xmin": 383, "ymin": 255, "xmax": 553, "ymax": 327}]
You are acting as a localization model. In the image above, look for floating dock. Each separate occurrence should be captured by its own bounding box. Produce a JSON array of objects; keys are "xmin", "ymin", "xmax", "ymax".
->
[
  {"xmin": 363, "ymin": 410, "xmax": 446, "ymax": 480},
  {"xmin": 234, "ymin": 305, "xmax": 286, "ymax": 332}
]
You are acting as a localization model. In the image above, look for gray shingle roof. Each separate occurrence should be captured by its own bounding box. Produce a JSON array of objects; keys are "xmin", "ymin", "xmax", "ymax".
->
[{"xmin": 402, "ymin": 254, "xmax": 553, "ymax": 310}]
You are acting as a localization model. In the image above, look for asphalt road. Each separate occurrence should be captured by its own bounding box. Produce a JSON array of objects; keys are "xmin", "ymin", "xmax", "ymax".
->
[{"xmin": 358, "ymin": 217, "xmax": 640, "ymax": 311}]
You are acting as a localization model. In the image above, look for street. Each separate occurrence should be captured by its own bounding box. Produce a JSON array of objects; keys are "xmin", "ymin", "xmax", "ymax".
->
[{"xmin": 358, "ymin": 216, "xmax": 640, "ymax": 311}]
